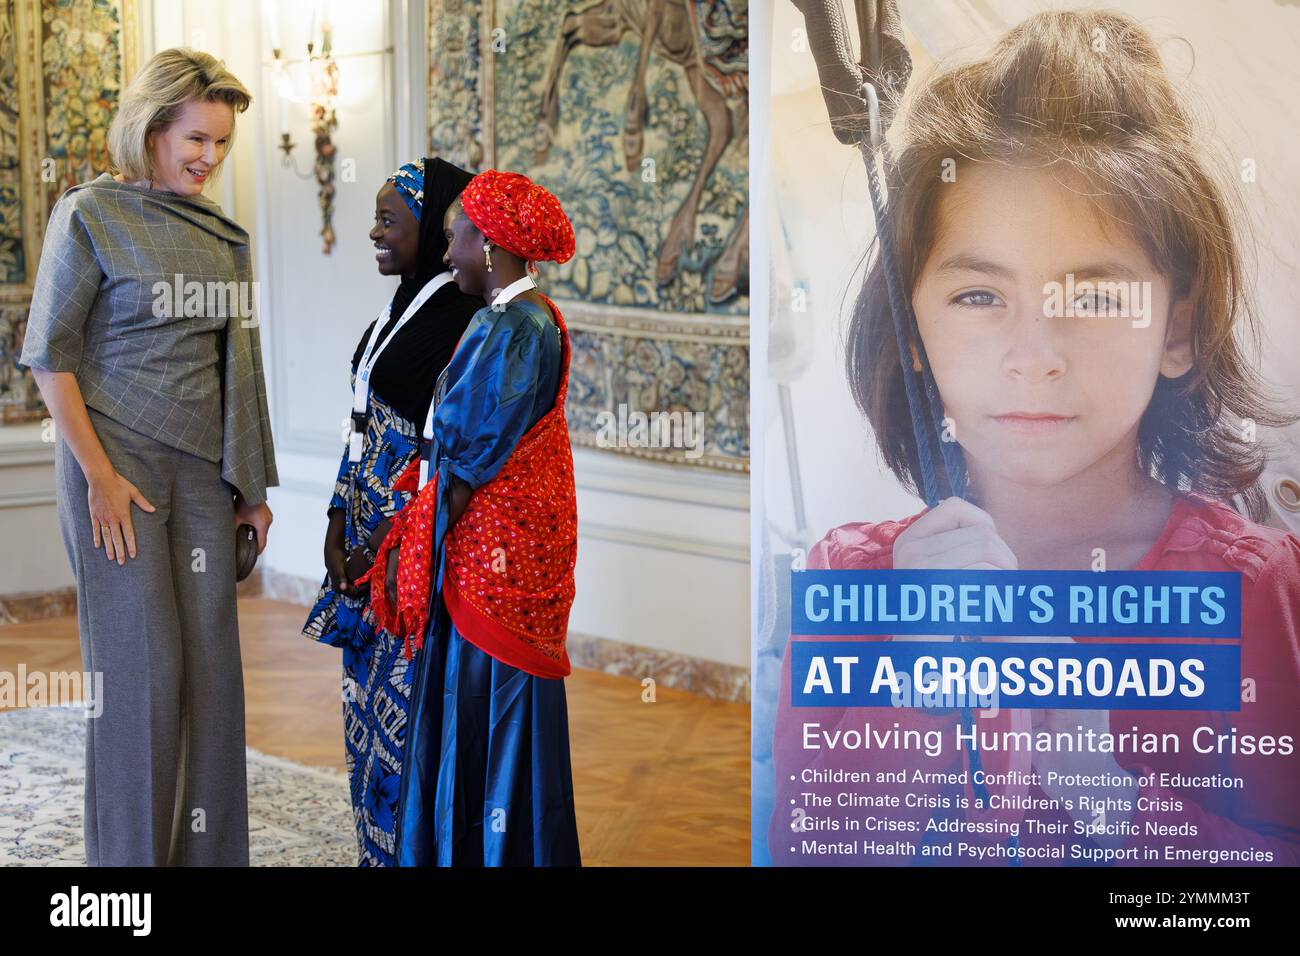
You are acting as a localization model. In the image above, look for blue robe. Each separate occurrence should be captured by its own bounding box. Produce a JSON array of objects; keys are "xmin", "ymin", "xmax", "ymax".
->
[{"xmin": 395, "ymin": 299, "xmax": 581, "ymax": 866}]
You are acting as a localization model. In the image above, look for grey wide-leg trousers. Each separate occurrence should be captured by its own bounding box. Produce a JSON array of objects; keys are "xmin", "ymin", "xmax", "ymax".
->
[{"xmin": 54, "ymin": 407, "xmax": 249, "ymax": 866}]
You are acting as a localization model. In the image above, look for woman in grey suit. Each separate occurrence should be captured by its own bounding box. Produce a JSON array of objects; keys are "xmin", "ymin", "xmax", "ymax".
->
[{"xmin": 20, "ymin": 48, "xmax": 278, "ymax": 866}]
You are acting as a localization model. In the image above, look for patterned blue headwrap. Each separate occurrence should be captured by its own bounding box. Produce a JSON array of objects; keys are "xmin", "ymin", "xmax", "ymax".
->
[{"xmin": 386, "ymin": 162, "xmax": 424, "ymax": 218}]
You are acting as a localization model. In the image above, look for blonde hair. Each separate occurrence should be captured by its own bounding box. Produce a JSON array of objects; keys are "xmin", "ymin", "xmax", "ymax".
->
[
  {"xmin": 847, "ymin": 9, "xmax": 1293, "ymax": 514},
  {"xmin": 107, "ymin": 48, "xmax": 252, "ymax": 182}
]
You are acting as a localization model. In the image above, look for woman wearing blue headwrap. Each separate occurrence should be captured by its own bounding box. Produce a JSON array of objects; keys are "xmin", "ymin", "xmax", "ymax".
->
[{"xmin": 301, "ymin": 158, "xmax": 483, "ymax": 866}]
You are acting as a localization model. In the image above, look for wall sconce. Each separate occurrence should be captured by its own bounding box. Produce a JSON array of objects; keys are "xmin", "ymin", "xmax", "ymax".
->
[{"xmin": 266, "ymin": 2, "xmax": 339, "ymax": 254}]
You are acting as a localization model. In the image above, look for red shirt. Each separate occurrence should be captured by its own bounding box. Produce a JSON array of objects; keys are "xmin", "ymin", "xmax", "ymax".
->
[{"xmin": 770, "ymin": 495, "xmax": 1300, "ymax": 865}]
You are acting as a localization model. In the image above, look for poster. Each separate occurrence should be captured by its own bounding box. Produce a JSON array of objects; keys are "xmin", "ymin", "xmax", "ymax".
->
[{"xmin": 753, "ymin": 0, "xmax": 1300, "ymax": 869}]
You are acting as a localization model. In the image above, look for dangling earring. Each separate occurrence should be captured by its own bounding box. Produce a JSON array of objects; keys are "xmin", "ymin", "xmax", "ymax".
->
[{"xmin": 483, "ymin": 241, "xmax": 493, "ymax": 272}]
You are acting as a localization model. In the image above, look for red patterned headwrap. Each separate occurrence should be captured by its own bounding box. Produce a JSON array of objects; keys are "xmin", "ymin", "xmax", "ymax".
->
[{"xmin": 459, "ymin": 169, "xmax": 576, "ymax": 265}]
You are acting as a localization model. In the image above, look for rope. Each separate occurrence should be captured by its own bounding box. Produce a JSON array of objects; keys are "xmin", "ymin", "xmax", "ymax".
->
[
  {"xmin": 860, "ymin": 108, "xmax": 1017, "ymax": 865},
  {"xmin": 860, "ymin": 144, "xmax": 965, "ymax": 506}
]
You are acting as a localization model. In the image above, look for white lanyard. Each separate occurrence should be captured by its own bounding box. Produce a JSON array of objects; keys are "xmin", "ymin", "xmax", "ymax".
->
[
  {"xmin": 489, "ymin": 274, "xmax": 538, "ymax": 308},
  {"xmin": 417, "ymin": 274, "xmax": 537, "ymax": 488},
  {"xmin": 348, "ymin": 271, "xmax": 454, "ymax": 462}
]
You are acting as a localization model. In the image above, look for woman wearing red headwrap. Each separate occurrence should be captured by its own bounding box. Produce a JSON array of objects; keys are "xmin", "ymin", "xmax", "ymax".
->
[{"xmin": 361, "ymin": 170, "xmax": 581, "ymax": 865}]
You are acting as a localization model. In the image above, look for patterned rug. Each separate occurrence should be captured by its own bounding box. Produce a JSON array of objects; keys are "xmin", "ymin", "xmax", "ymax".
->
[{"xmin": 0, "ymin": 706, "xmax": 356, "ymax": 866}]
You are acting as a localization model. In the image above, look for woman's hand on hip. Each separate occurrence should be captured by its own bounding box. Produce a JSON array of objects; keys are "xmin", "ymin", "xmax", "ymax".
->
[
  {"xmin": 87, "ymin": 471, "xmax": 156, "ymax": 564},
  {"xmin": 235, "ymin": 495, "xmax": 273, "ymax": 553}
]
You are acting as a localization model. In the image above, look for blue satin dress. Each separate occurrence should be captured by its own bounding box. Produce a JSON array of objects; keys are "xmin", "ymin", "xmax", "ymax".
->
[{"xmin": 395, "ymin": 299, "xmax": 581, "ymax": 866}]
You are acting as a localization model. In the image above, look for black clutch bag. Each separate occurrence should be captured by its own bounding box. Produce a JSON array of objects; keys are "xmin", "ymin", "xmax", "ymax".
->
[{"xmin": 235, "ymin": 523, "xmax": 259, "ymax": 582}]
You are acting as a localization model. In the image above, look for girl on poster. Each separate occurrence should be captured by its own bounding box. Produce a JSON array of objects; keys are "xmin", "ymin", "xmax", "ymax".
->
[{"xmin": 772, "ymin": 9, "xmax": 1300, "ymax": 866}]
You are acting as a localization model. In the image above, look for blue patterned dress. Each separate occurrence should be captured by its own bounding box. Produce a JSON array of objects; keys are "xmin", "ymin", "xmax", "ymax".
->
[{"xmin": 302, "ymin": 384, "xmax": 420, "ymax": 867}]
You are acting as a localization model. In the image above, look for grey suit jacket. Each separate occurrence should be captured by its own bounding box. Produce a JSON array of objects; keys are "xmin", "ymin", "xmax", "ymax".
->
[{"xmin": 20, "ymin": 173, "xmax": 278, "ymax": 505}]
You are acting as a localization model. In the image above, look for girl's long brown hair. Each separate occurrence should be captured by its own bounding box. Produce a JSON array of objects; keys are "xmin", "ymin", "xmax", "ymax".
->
[{"xmin": 846, "ymin": 9, "xmax": 1292, "ymax": 516}]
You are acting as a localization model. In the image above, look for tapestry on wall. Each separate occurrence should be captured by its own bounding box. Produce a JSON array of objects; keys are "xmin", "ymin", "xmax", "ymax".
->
[
  {"xmin": 0, "ymin": 0, "xmax": 132, "ymax": 424},
  {"xmin": 427, "ymin": 0, "xmax": 484, "ymax": 172},
  {"xmin": 429, "ymin": 0, "xmax": 749, "ymax": 470},
  {"xmin": 1, "ymin": 0, "xmax": 26, "ymax": 287}
]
